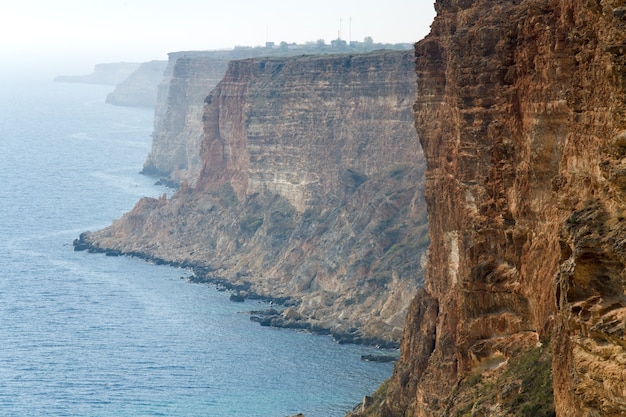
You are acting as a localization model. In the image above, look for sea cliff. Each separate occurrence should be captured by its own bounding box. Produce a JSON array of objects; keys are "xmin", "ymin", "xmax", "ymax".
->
[
  {"xmin": 353, "ymin": 0, "xmax": 626, "ymax": 416},
  {"xmin": 142, "ymin": 49, "xmax": 291, "ymax": 185},
  {"xmin": 76, "ymin": 50, "xmax": 428, "ymax": 347},
  {"xmin": 54, "ymin": 62, "xmax": 141, "ymax": 85},
  {"xmin": 142, "ymin": 52, "xmax": 237, "ymax": 184},
  {"xmin": 105, "ymin": 60, "xmax": 168, "ymax": 108},
  {"xmin": 142, "ymin": 44, "xmax": 415, "ymax": 186}
]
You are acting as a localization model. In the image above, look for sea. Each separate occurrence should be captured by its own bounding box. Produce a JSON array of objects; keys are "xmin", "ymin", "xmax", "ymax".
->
[{"xmin": 0, "ymin": 79, "xmax": 393, "ymax": 417}]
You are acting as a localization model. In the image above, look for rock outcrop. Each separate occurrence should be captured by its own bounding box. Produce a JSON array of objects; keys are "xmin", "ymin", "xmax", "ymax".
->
[
  {"xmin": 105, "ymin": 60, "xmax": 168, "ymax": 108},
  {"xmin": 355, "ymin": 0, "xmax": 626, "ymax": 416},
  {"xmin": 76, "ymin": 50, "xmax": 428, "ymax": 346},
  {"xmin": 54, "ymin": 62, "xmax": 141, "ymax": 85}
]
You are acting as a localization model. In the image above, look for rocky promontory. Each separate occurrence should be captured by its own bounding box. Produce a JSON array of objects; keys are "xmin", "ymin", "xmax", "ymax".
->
[
  {"xmin": 354, "ymin": 0, "xmax": 626, "ymax": 416},
  {"xmin": 105, "ymin": 60, "xmax": 168, "ymax": 108},
  {"xmin": 54, "ymin": 62, "xmax": 141, "ymax": 85},
  {"xmin": 76, "ymin": 50, "xmax": 428, "ymax": 347}
]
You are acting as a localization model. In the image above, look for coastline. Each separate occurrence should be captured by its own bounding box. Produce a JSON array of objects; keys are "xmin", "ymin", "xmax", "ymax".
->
[{"xmin": 73, "ymin": 232, "xmax": 400, "ymax": 349}]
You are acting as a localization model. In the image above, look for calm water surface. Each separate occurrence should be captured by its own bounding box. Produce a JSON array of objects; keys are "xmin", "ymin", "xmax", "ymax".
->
[{"xmin": 0, "ymin": 80, "xmax": 392, "ymax": 416}]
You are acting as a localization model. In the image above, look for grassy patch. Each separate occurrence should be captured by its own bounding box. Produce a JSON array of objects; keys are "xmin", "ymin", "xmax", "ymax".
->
[
  {"xmin": 239, "ymin": 214, "xmax": 264, "ymax": 235},
  {"xmin": 354, "ymin": 378, "xmax": 390, "ymax": 417},
  {"xmin": 383, "ymin": 243, "xmax": 405, "ymax": 258},
  {"xmin": 265, "ymin": 196, "xmax": 296, "ymax": 245},
  {"xmin": 375, "ymin": 218, "xmax": 395, "ymax": 233},
  {"xmin": 453, "ymin": 342, "xmax": 555, "ymax": 417},
  {"xmin": 216, "ymin": 183, "xmax": 238, "ymax": 208},
  {"xmin": 505, "ymin": 345, "xmax": 555, "ymax": 417},
  {"xmin": 367, "ymin": 275, "xmax": 392, "ymax": 288},
  {"xmin": 345, "ymin": 168, "xmax": 368, "ymax": 189}
]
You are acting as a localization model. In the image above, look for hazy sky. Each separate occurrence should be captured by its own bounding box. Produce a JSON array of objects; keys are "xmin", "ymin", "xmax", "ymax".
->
[{"xmin": 1, "ymin": 1, "xmax": 436, "ymax": 78}]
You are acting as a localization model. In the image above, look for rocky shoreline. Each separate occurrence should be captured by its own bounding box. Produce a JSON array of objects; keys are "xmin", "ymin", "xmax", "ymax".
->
[
  {"xmin": 248, "ymin": 308, "xmax": 399, "ymax": 349},
  {"xmin": 73, "ymin": 233, "xmax": 400, "ymax": 349}
]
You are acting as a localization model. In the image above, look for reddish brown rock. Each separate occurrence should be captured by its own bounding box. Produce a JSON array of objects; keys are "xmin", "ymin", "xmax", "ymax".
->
[{"xmin": 366, "ymin": 0, "xmax": 626, "ymax": 416}]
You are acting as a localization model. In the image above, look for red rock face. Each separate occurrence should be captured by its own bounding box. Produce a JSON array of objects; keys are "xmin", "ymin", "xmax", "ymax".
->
[{"xmin": 377, "ymin": 1, "xmax": 626, "ymax": 416}]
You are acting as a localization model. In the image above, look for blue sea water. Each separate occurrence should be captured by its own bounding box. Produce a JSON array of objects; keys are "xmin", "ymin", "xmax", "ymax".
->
[{"xmin": 0, "ymin": 80, "xmax": 393, "ymax": 417}]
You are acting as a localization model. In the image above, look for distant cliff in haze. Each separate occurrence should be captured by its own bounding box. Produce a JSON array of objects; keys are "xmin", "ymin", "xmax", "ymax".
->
[
  {"xmin": 142, "ymin": 51, "xmax": 247, "ymax": 185},
  {"xmin": 105, "ymin": 60, "xmax": 168, "ymax": 108},
  {"xmin": 54, "ymin": 62, "xmax": 141, "ymax": 85}
]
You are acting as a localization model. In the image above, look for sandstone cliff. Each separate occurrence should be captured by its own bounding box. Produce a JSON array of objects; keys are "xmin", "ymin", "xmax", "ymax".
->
[
  {"xmin": 76, "ymin": 50, "xmax": 428, "ymax": 346},
  {"xmin": 105, "ymin": 60, "xmax": 168, "ymax": 108},
  {"xmin": 142, "ymin": 52, "xmax": 236, "ymax": 184},
  {"xmin": 354, "ymin": 0, "xmax": 626, "ymax": 416},
  {"xmin": 143, "ymin": 45, "xmax": 416, "ymax": 186},
  {"xmin": 142, "ymin": 49, "xmax": 290, "ymax": 185}
]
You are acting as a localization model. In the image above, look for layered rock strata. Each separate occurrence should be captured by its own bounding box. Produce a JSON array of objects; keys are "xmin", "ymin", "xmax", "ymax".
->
[
  {"xmin": 143, "ymin": 49, "xmax": 302, "ymax": 185},
  {"xmin": 77, "ymin": 50, "xmax": 428, "ymax": 346},
  {"xmin": 142, "ymin": 53, "xmax": 233, "ymax": 184},
  {"xmin": 143, "ymin": 45, "xmax": 416, "ymax": 186},
  {"xmin": 361, "ymin": 0, "xmax": 626, "ymax": 416},
  {"xmin": 105, "ymin": 60, "xmax": 168, "ymax": 108}
]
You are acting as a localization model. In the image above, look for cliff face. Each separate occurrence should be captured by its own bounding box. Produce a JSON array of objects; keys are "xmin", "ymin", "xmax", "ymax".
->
[
  {"xmin": 142, "ymin": 53, "xmax": 233, "ymax": 184},
  {"xmin": 77, "ymin": 50, "xmax": 428, "ymax": 346},
  {"xmin": 105, "ymin": 60, "xmax": 168, "ymax": 108},
  {"xmin": 143, "ymin": 46, "xmax": 416, "ymax": 186},
  {"xmin": 143, "ymin": 49, "xmax": 285, "ymax": 185},
  {"xmin": 198, "ymin": 54, "xmax": 423, "ymax": 211},
  {"xmin": 368, "ymin": 1, "xmax": 626, "ymax": 416}
]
